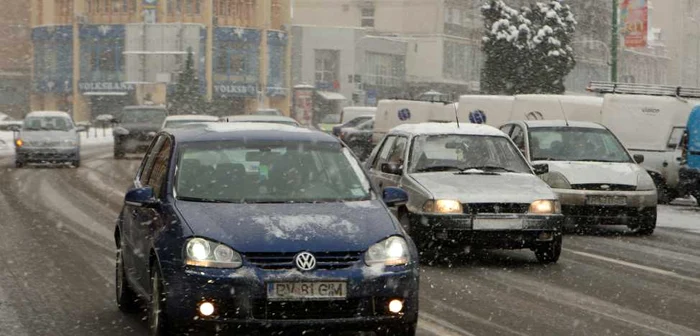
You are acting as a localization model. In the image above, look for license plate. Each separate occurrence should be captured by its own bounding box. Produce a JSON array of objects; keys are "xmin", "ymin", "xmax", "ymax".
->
[
  {"xmin": 473, "ymin": 218, "xmax": 523, "ymax": 230},
  {"xmin": 267, "ymin": 282, "xmax": 347, "ymax": 300},
  {"xmin": 586, "ymin": 195, "xmax": 627, "ymax": 206}
]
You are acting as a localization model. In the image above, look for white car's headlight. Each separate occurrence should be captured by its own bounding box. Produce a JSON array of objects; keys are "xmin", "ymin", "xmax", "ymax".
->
[
  {"xmin": 541, "ymin": 172, "xmax": 571, "ymax": 189},
  {"xmin": 365, "ymin": 236, "xmax": 410, "ymax": 266},
  {"xmin": 185, "ymin": 238, "xmax": 242, "ymax": 268},
  {"xmin": 637, "ymin": 172, "xmax": 656, "ymax": 191},
  {"xmin": 529, "ymin": 200, "xmax": 560, "ymax": 214},
  {"xmin": 422, "ymin": 200, "xmax": 463, "ymax": 214}
]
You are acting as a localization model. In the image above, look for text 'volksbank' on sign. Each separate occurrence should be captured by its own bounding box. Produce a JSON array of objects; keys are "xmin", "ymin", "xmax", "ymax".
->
[{"xmin": 78, "ymin": 82, "xmax": 135, "ymax": 92}]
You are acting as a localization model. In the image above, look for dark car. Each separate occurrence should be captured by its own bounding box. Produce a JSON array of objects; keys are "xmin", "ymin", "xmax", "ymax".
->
[
  {"xmin": 341, "ymin": 118, "xmax": 375, "ymax": 161},
  {"xmin": 114, "ymin": 122, "xmax": 419, "ymax": 335},
  {"xmin": 113, "ymin": 105, "xmax": 167, "ymax": 159}
]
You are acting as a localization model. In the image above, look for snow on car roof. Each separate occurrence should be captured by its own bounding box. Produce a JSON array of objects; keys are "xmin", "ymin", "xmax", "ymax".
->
[
  {"xmin": 391, "ymin": 122, "xmax": 506, "ymax": 137},
  {"xmin": 524, "ymin": 120, "xmax": 606, "ymax": 129},
  {"xmin": 165, "ymin": 115, "xmax": 219, "ymax": 121},
  {"xmin": 204, "ymin": 122, "xmax": 310, "ymax": 133},
  {"xmin": 515, "ymin": 94, "xmax": 603, "ymax": 105},
  {"xmin": 226, "ymin": 115, "xmax": 298, "ymax": 122},
  {"xmin": 26, "ymin": 111, "xmax": 71, "ymax": 118}
]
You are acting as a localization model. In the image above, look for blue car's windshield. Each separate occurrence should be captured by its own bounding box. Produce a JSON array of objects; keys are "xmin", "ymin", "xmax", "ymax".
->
[{"xmin": 175, "ymin": 141, "xmax": 371, "ymax": 203}]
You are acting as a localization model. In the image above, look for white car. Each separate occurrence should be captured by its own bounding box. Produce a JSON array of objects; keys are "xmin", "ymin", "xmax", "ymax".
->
[
  {"xmin": 500, "ymin": 120, "xmax": 658, "ymax": 235},
  {"xmin": 161, "ymin": 115, "xmax": 219, "ymax": 130}
]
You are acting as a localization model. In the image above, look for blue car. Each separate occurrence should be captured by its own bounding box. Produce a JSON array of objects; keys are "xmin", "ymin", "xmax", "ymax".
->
[{"xmin": 114, "ymin": 122, "xmax": 419, "ymax": 335}]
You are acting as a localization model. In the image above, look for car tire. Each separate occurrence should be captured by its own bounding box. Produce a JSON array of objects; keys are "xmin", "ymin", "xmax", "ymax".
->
[
  {"xmin": 114, "ymin": 149, "xmax": 125, "ymax": 159},
  {"xmin": 116, "ymin": 243, "xmax": 140, "ymax": 313},
  {"xmin": 149, "ymin": 263, "xmax": 184, "ymax": 336},
  {"xmin": 381, "ymin": 323, "xmax": 417, "ymax": 336},
  {"xmin": 535, "ymin": 234, "xmax": 562, "ymax": 264},
  {"xmin": 72, "ymin": 160, "xmax": 81, "ymax": 168},
  {"xmin": 633, "ymin": 207, "xmax": 657, "ymax": 236},
  {"xmin": 14, "ymin": 160, "xmax": 24, "ymax": 168}
]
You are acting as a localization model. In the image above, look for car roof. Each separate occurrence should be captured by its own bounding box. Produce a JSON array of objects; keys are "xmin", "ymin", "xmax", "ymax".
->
[
  {"xmin": 123, "ymin": 105, "xmax": 166, "ymax": 110},
  {"xmin": 226, "ymin": 115, "xmax": 298, "ymax": 122},
  {"xmin": 26, "ymin": 111, "xmax": 71, "ymax": 118},
  {"xmin": 165, "ymin": 122, "xmax": 337, "ymax": 144},
  {"xmin": 522, "ymin": 120, "xmax": 606, "ymax": 129},
  {"xmin": 165, "ymin": 115, "xmax": 218, "ymax": 121},
  {"xmin": 390, "ymin": 122, "xmax": 506, "ymax": 137}
]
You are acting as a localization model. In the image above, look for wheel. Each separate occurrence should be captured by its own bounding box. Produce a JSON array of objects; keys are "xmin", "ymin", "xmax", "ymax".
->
[
  {"xmin": 535, "ymin": 234, "xmax": 562, "ymax": 264},
  {"xmin": 114, "ymin": 150, "xmax": 125, "ymax": 159},
  {"xmin": 633, "ymin": 207, "xmax": 657, "ymax": 236},
  {"xmin": 14, "ymin": 161, "xmax": 24, "ymax": 168},
  {"xmin": 72, "ymin": 160, "xmax": 81, "ymax": 168},
  {"xmin": 381, "ymin": 323, "xmax": 417, "ymax": 336},
  {"xmin": 116, "ymin": 242, "xmax": 140, "ymax": 313},
  {"xmin": 149, "ymin": 263, "xmax": 183, "ymax": 336}
]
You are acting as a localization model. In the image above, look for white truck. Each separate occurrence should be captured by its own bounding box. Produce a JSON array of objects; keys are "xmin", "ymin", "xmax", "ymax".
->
[
  {"xmin": 372, "ymin": 99, "xmax": 458, "ymax": 145},
  {"xmin": 455, "ymin": 95, "xmax": 514, "ymax": 127},
  {"xmin": 591, "ymin": 81, "xmax": 700, "ymax": 203},
  {"xmin": 510, "ymin": 94, "xmax": 603, "ymax": 123}
]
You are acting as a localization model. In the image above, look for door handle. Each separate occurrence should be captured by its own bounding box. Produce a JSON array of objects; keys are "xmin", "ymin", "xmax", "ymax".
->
[
  {"xmin": 131, "ymin": 210, "xmax": 138, "ymax": 218},
  {"xmin": 662, "ymin": 161, "xmax": 668, "ymax": 167}
]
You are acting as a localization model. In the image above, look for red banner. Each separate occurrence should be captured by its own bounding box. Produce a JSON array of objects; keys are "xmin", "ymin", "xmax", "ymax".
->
[{"xmin": 620, "ymin": 0, "xmax": 648, "ymax": 48}]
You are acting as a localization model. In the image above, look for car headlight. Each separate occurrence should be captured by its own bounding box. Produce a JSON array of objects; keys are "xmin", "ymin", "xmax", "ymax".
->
[
  {"xmin": 113, "ymin": 127, "xmax": 129, "ymax": 136},
  {"xmin": 541, "ymin": 172, "xmax": 571, "ymax": 189},
  {"xmin": 14, "ymin": 139, "xmax": 23, "ymax": 147},
  {"xmin": 184, "ymin": 238, "xmax": 242, "ymax": 268},
  {"xmin": 529, "ymin": 200, "xmax": 560, "ymax": 214},
  {"xmin": 637, "ymin": 172, "xmax": 656, "ymax": 191},
  {"xmin": 422, "ymin": 200, "xmax": 463, "ymax": 214},
  {"xmin": 365, "ymin": 236, "xmax": 410, "ymax": 266}
]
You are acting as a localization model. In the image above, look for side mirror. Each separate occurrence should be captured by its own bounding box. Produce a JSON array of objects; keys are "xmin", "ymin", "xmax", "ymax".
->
[
  {"xmin": 382, "ymin": 187, "xmax": 408, "ymax": 207},
  {"xmin": 633, "ymin": 154, "xmax": 645, "ymax": 164},
  {"xmin": 532, "ymin": 163, "xmax": 549, "ymax": 175},
  {"xmin": 381, "ymin": 162, "xmax": 403, "ymax": 175},
  {"xmin": 124, "ymin": 186, "xmax": 158, "ymax": 207}
]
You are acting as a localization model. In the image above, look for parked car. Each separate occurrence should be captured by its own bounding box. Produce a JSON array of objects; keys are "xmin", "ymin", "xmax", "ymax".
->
[
  {"xmin": 332, "ymin": 114, "xmax": 374, "ymax": 137},
  {"xmin": 14, "ymin": 111, "xmax": 85, "ymax": 168},
  {"xmin": 115, "ymin": 122, "xmax": 419, "ymax": 335},
  {"xmin": 161, "ymin": 114, "xmax": 219, "ymax": 129},
  {"xmin": 499, "ymin": 120, "xmax": 658, "ymax": 234},
  {"xmin": 112, "ymin": 105, "xmax": 168, "ymax": 159},
  {"xmin": 366, "ymin": 122, "xmax": 563, "ymax": 263},
  {"xmin": 340, "ymin": 106, "xmax": 376, "ymax": 124},
  {"xmin": 224, "ymin": 115, "xmax": 300, "ymax": 126},
  {"xmin": 341, "ymin": 118, "xmax": 375, "ymax": 161}
]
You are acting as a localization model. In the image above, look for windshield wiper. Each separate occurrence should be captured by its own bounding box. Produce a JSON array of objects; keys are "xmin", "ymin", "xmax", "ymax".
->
[
  {"xmin": 576, "ymin": 159, "xmax": 628, "ymax": 163},
  {"xmin": 177, "ymin": 196, "xmax": 234, "ymax": 203},
  {"xmin": 415, "ymin": 165, "xmax": 463, "ymax": 173},
  {"xmin": 459, "ymin": 166, "xmax": 517, "ymax": 173},
  {"xmin": 532, "ymin": 157, "xmax": 559, "ymax": 161}
]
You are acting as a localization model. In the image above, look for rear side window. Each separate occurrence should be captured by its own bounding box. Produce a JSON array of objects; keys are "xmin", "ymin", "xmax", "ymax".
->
[
  {"xmin": 147, "ymin": 137, "xmax": 172, "ymax": 198},
  {"xmin": 668, "ymin": 127, "xmax": 686, "ymax": 149}
]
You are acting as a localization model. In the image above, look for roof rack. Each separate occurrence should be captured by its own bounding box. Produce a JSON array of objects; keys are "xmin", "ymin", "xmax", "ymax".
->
[{"xmin": 586, "ymin": 81, "xmax": 700, "ymax": 98}]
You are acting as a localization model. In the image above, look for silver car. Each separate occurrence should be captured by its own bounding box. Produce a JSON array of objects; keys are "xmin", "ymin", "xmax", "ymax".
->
[
  {"xmin": 14, "ymin": 111, "xmax": 84, "ymax": 168},
  {"xmin": 366, "ymin": 122, "xmax": 564, "ymax": 263}
]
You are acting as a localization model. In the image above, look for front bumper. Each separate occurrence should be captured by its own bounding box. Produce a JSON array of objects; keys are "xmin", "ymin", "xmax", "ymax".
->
[
  {"xmin": 15, "ymin": 147, "xmax": 79, "ymax": 162},
  {"xmin": 678, "ymin": 166, "xmax": 700, "ymax": 198},
  {"xmin": 160, "ymin": 262, "xmax": 419, "ymax": 332},
  {"xmin": 553, "ymin": 188, "xmax": 657, "ymax": 224},
  {"xmin": 409, "ymin": 213, "xmax": 563, "ymax": 249}
]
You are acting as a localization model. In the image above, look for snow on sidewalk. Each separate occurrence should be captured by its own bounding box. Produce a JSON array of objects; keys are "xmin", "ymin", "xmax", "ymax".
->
[
  {"xmin": 0, "ymin": 128, "xmax": 114, "ymax": 157},
  {"xmin": 658, "ymin": 203, "xmax": 700, "ymax": 233}
]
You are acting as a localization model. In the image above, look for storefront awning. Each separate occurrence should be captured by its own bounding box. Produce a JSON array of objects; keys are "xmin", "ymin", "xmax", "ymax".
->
[{"xmin": 317, "ymin": 91, "xmax": 347, "ymax": 101}]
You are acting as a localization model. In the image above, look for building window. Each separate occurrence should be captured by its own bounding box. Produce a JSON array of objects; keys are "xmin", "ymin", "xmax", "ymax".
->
[
  {"xmin": 88, "ymin": 0, "xmax": 136, "ymax": 14},
  {"xmin": 443, "ymin": 41, "xmax": 475, "ymax": 82},
  {"xmin": 364, "ymin": 52, "xmax": 404, "ymax": 87},
  {"xmin": 314, "ymin": 50, "xmax": 339, "ymax": 89},
  {"xmin": 168, "ymin": 0, "xmax": 202, "ymax": 15},
  {"xmin": 214, "ymin": 42, "xmax": 258, "ymax": 82},
  {"xmin": 361, "ymin": 6, "xmax": 375, "ymax": 28},
  {"xmin": 81, "ymin": 41, "xmax": 124, "ymax": 81}
]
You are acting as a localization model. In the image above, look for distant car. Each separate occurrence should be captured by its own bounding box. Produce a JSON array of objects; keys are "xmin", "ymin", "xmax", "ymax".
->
[
  {"xmin": 318, "ymin": 114, "xmax": 341, "ymax": 133},
  {"xmin": 366, "ymin": 122, "xmax": 563, "ymax": 263},
  {"xmin": 500, "ymin": 120, "xmax": 658, "ymax": 235},
  {"xmin": 225, "ymin": 115, "xmax": 300, "ymax": 127},
  {"xmin": 112, "ymin": 105, "xmax": 168, "ymax": 159},
  {"xmin": 332, "ymin": 115, "xmax": 374, "ymax": 137},
  {"xmin": 14, "ymin": 111, "xmax": 85, "ymax": 168},
  {"xmin": 161, "ymin": 115, "xmax": 219, "ymax": 129},
  {"xmin": 252, "ymin": 108, "xmax": 283, "ymax": 116},
  {"xmin": 115, "ymin": 123, "xmax": 419, "ymax": 335},
  {"xmin": 341, "ymin": 118, "xmax": 375, "ymax": 161}
]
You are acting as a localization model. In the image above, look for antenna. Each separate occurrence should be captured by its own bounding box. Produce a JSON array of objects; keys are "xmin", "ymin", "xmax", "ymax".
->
[
  {"xmin": 453, "ymin": 102, "xmax": 460, "ymax": 128},
  {"xmin": 558, "ymin": 99, "xmax": 570, "ymax": 126}
]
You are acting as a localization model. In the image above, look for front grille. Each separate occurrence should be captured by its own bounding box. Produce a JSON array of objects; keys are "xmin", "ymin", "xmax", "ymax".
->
[
  {"xmin": 253, "ymin": 299, "xmax": 371, "ymax": 320},
  {"xmin": 465, "ymin": 203, "xmax": 530, "ymax": 214},
  {"xmin": 571, "ymin": 184, "xmax": 637, "ymax": 191},
  {"xmin": 245, "ymin": 251, "xmax": 362, "ymax": 270}
]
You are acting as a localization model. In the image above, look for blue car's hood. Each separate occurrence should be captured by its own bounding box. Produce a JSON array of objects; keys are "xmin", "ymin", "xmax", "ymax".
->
[{"xmin": 175, "ymin": 200, "xmax": 398, "ymax": 253}]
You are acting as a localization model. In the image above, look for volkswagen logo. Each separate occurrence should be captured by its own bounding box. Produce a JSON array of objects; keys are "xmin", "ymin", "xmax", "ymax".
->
[{"xmin": 295, "ymin": 252, "xmax": 317, "ymax": 271}]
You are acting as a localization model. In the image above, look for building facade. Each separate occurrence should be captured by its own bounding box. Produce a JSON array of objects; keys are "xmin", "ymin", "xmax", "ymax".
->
[
  {"xmin": 30, "ymin": 0, "xmax": 291, "ymax": 122},
  {"xmin": 0, "ymin": 1, "xmax": 31, "ymax": 119}
]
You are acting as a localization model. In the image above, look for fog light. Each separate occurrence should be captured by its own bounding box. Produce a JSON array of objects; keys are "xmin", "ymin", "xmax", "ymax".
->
[
  {"xmin": 537, "ymin": 232, "xmax": 553, "ymax": 241},
  {"xmin": 388, "ymin": 299, "xmax": 403, "ymax": 313},
  {"xmin": 199, "ymin": 302, "xmax": 215, "ymax": 316}
]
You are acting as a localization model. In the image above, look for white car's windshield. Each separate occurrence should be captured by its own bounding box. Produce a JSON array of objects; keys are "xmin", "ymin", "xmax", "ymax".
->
[
  {"xmin": 23, "ymin": 116, "xmax": 73, "ymax": 131},
  {"xmin": 409, "ymin": 134, "xmax": 532, "ymax": 174},
  {"xmin": 176, "ymin": 141, "xmax": 371, "ymax": 203},
  {"xmin": 530, "ymin": 127, "xmax": 633, "ymax": 163}
]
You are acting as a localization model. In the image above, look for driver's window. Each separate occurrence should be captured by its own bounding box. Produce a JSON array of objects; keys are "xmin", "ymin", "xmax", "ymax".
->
[
  {"xmin": 668, "ymin": 127, "xmax": 686, "ymax": 150},
  {"xmin": 510, "ymin": 125, "xmax": 527, "ymax": 157},
  {"xmin": 388, "ymin": 137, "xmax": 408, "ymax": 166},
  {"xmin": 373, "ymin": 136, "xmax": 396, "ymax": 170},
  {"xmin": 147, "ymin": 137, "xmax": 172, "ymax": 199},
  {"xmin": 138, "ymin": 136, "xmax": 165, "ymax": 185}
]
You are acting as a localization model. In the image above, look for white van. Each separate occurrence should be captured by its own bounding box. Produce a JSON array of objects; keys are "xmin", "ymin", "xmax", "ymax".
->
[
  {"xmin": 372, "ymin": 99, "xmax": 457, "ymax": 144},
  {"xmin": 510, "ymin": 95, "xmax": 603, "ymax": 123},
  {"xmin": 456, "ymin": 95, "xmax": 514, "ymax": 127},
  {"xmin": 600, "ymin": 94, "xmax": 695, "ymax": 202},
  {"xmin": 341, "ymin": 106, "xmax": 376, "ymax": 123}
]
